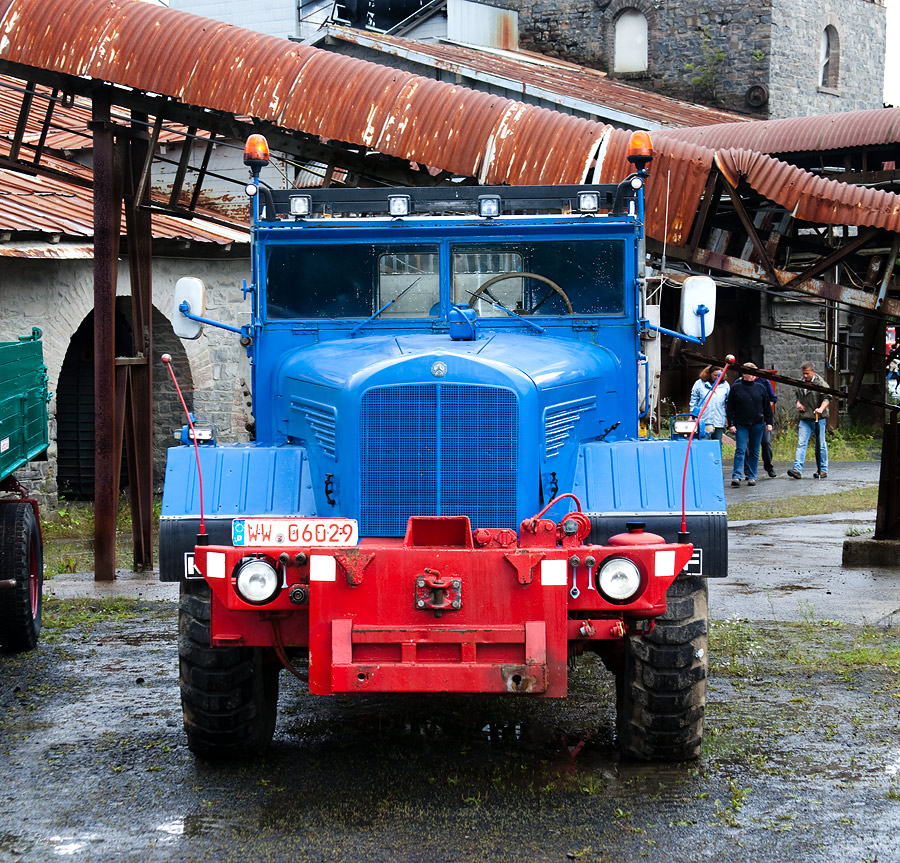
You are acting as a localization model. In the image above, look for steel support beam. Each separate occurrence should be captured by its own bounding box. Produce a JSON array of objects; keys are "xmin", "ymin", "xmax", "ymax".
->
[
  {"xmin": 659, "ymin": 244, "xmax": 900, "ymax": 319},
  {"xmin": 91, "ymin": 92, "xmax": 120, "ymax": 581},
  {"xmin": 124, "ymin": 111, "xmax": 154, "ymax": 570},
  {"xmin": 719, "ymin": 176, "xmax": 781, "ymax": 287}
]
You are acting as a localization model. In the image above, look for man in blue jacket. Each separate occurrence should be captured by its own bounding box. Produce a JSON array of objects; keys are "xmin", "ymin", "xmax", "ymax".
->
[{"xmin": 726, "ymin": 362, "xmax": 774, "ymax": 487}]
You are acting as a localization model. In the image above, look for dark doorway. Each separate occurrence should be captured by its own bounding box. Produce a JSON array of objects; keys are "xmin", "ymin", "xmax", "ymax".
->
[{"xmin": 56, "ymin": 308, "xmax": 132, "ymax": 499}]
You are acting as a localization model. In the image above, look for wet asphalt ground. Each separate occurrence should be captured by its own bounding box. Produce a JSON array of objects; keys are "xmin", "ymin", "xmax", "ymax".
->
[{"xmin": 2, "ymin": 462, "xmax": 899, "ymax": 863}]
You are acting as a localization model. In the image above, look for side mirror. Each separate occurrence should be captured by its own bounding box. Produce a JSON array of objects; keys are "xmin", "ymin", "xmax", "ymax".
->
[
  {"xmin": 679, "ymin": 275, "xmax": 716, "ymax": 340},
  {"xmin": 173, "ymin": 277, "xmax": 206, "ymax": 340}
]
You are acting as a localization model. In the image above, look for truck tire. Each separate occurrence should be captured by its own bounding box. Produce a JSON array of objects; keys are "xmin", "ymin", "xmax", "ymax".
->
[
  {"xmin": 0, "ymin": 501, "xmax": 43, "ymax": 653},
  {"xmin": 616, "ymin": 573, "xmax": 708, "ymax": 761},
  {"xmin": 179, "ymin": 579, "xmax": 279, "ymax": 759}
]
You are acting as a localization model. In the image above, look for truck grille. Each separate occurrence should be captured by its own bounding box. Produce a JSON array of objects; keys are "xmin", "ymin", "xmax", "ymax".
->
[{"xmin": 360, "ymin": 384, "xmax": 518, "ymax": 536}]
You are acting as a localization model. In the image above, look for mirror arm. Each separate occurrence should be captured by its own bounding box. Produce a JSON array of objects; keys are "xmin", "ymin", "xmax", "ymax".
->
[
  {"xmin": 178, "ymin": 300, "xmax": 245, "ymax": 336},
  {"xmin": 641, "ymin": 317, "xmax": 705, "ymax": 345}
]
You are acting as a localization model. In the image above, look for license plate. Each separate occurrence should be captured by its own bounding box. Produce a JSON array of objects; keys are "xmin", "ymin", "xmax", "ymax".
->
[{"xmin": 232, "ymin": 518, "xmax": 359, "ymax": 547}]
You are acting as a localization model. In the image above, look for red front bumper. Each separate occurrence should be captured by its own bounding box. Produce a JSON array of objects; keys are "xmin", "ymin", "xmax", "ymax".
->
[{"xmin": 193, "ymin": 515, "xmax": 693, "ymax": 697}]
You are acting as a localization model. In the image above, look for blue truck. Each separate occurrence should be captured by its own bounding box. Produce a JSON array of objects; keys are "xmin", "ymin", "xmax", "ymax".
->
[{"xmin": 160, "ymin": 132, "xmax": 727, "ymax": 761}]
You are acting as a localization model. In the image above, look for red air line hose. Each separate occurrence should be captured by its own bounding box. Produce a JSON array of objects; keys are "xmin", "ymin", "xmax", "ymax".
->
[
  {"xmin": 161, "ymin": 353, "xmax": 206, "ymax": 537},
  {"xmin": 680, "ymin": 354, "xmax": 735, "ymax": 534}
]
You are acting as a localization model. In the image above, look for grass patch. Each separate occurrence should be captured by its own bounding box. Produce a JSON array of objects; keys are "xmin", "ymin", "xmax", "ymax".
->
[
  {"xmin": 728, "ymin": 485, "xmax": 878, "ymax": 522},
  {"xmin": 42, "ymin": 497, "xmax": 161, "ymax": 540},
  {"xmin": 40, "ymin": 597, "xmax": 144, "ymax": 642},
  {"xmin": 41, "ymin": 498, "xmax": 162, "ymax": 577}
]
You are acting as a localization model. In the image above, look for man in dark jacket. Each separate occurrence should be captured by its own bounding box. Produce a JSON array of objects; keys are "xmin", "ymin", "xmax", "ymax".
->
[{"xmin": 726, "ymin": 362, "xmax": 774, "ymax": 487}]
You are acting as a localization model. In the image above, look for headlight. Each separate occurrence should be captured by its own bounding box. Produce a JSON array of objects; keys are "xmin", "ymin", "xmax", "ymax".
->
[
  {"xmin": 234, "ymin": 557, "xmax": 280, "ymax": 604},
  {"xmin": 598, "ymin": 557, "xmax": 642, "ymax": 602}
]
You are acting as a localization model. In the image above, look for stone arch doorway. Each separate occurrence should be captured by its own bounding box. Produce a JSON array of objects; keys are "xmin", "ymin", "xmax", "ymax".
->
[{"xmin": 55, "ymin": 299, "xmax": 194, "ymax": 500}]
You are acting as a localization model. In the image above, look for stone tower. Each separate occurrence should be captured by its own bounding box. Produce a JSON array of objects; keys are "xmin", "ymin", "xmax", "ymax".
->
[{"xmin": 498, "ymin": 0, "xmax": 886, "ymax": 118}]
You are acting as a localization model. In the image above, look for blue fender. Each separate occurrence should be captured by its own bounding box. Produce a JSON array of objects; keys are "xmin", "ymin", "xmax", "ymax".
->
[{"xmin": 572, "ymin": 438, "xmax": 728, "ymax": 576}]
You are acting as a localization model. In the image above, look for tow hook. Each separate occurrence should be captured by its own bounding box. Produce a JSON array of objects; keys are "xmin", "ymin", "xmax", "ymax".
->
[{"xmin": 415, "ymin": 569, "xmax": 462, "ymax": 617}]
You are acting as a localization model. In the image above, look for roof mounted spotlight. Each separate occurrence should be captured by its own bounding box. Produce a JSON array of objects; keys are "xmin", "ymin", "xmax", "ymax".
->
[
  {"xmin": 387, "ymin": 194, "xmax": 410, "ymax": 217},
  {"xmin": 477, "ymin": 194, "xmax": 501, "ymax": 218},
  {"xmin": 289, "ymin": 194, "xmax": 312, "ymax": 217},
  {"xmin": 626, "ymin": 130, "xmax": 653, "ymax": 173},
  {"xmin": 243, "ymin": 134, "xmax": 270, "ymax": 179},
  {"xmin": 577, "ymin": 191, "xmax": 600, "ymax": 213}
]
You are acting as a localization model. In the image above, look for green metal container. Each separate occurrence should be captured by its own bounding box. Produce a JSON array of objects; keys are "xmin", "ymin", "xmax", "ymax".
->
[{"xmin": 0, "ymin": 328, "xmax": 50, "ymax": 483}]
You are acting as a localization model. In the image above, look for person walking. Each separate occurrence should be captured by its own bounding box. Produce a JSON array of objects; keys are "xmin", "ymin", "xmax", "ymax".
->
[
  {"xmin": 758, "ymin": 375, "xmax": 778, "ymax": 477},
  {"xmin": 689, "ymin": 364, "xmax": 729, "ymax": 442},
  {"xmin": 786, "ymin": 361, "xmax": 830, "ymax": 479},
  {"xmin": 726, "ymin": 362, "xmax": 774, "ymax": 487}
]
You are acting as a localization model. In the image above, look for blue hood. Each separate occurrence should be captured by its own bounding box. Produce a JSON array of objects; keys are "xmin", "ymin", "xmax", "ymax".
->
[{"xmin": 276, "ymin": 332, "xmax": 620, "ymax": 393}]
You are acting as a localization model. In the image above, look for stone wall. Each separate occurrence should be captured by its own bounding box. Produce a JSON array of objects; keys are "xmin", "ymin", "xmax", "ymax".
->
[
  {"xmin": 0, "ymin": 253, "xmax": 251, "ymax": 510},
  {"xmin": 769, "ymin": 0, "xmax": 887, "ymax": 118},
  {"xmin": 760, "ymin": 294, "xmax": 829, "ymax": 424}
]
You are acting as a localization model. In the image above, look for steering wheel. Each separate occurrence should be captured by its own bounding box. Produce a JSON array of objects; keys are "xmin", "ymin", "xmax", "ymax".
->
[{"xmin": 467, "ymin": 272, "xmax": 574, "ymax": 315}]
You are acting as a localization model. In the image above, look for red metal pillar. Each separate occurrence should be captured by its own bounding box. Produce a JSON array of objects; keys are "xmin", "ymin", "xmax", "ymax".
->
[{"xmin": 92, "ymin": 91, "xmax": 121, "ymax": 581}]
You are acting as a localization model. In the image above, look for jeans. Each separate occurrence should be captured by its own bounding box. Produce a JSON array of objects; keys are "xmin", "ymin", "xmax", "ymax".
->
[
  {"xmin": 794, "ymin": 418, "xmax": 828, "ymax": 474},
  {"xmin": 760, "ymin": 426, "xmax": 774, "ymax": 472},
  {"xmin": 733, "ymin": 423, "xmax": 764, "ymax": 480}
]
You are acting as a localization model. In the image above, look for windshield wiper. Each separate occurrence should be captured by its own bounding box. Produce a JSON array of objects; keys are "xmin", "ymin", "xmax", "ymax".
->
[
  {"xmin": 464, "ymin": 291, "xmax": 546, "ymax": 334},
  {"xmin": 349, "ymin": 278, "xmax": 422, "ymax": 337}
]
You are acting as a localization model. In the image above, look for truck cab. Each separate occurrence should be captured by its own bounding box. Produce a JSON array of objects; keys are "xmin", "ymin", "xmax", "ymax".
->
[{"xmin": 161, "ymin": 133, "xmax": 726, "ymax": 762}]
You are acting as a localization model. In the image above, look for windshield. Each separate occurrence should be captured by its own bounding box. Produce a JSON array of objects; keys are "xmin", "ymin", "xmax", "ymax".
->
[
  {"xmin": 265, "ymin": 239, "xmax": 626, "ymax": 320},
  {"xmin": 452, "ymin": 241, "xmax": 625, "ymax": 316}
]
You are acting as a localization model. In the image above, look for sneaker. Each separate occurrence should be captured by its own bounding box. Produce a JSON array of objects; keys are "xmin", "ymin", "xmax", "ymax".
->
[
  {"xmin": 747, "ymin": 479, "xmax": 756, "ymax": 486},
  {"xmin": 813, "ymin": 471, "xmax": 828, "ymax": 479},
  {"xmin": 767, "ymin": 469, "xmax": 777, "ymax": 478},
  {"xmin": 787, "ymin": 469, "xmax": 801, "ymax": 479},
  {"xmin": 731, "ymin": 479, "xmax": 741, "ymax": 487}
]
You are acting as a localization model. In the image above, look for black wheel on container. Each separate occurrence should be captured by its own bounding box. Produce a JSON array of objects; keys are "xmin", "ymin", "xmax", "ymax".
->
[
  {"xmin": 178, "ymin": 578, "xmax": 280, "ymax": 759},
  {"xmin": 0, "ymin": 501, "xmax": 43, "ymax": 653},
  {"xmin": 616, "ymin": 573, "xmax": 708, "ymax": 761}
]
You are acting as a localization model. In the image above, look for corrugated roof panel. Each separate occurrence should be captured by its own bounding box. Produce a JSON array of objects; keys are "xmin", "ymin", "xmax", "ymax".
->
[
  {"xmin": 481, "ymin": 103, "xmax": 607, "ymax": 185},
  {"xmin": 599, "ymin": 130, "xmax": 714, "ymax": 247},
  {"xmin": 181, "ymin": 25, "xmax": 316, "ymax": 122},
  {"xmin": 280, "ymin": 51, "xmax": 414, "ymax": 147},
  {"xmin": 0, "ymin": 167, "xmax": 250, "ymax": 244},
  {"xmin": 714, "ymin": 148, "xmax": 900, "ymax": 233},
  {"xmin": 657, "ymin": 108, "xmax": 900, "ymax": 155},
  {"xmin": 88, "ymin": 2, "xmax": 228, "ymax": 101},
  {"xmin": 0, "ymin": 0, "xmax": 122, "ymax": 78},
  {"xmin": 378, "ymin": 76, "xmax": 512, "ymax": 178}
]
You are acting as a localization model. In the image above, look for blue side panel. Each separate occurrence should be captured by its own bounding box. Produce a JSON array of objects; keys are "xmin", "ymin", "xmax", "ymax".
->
[
  {"xmin": 161, "ymin": 443, "xmax": 314, "ymax": 518},
  {"xmin": 572, "ymin": 438, "xmax": 726, "ymax": 515}
]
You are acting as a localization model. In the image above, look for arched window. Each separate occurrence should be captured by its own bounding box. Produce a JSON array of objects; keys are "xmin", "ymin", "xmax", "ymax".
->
[
  {"xmin": 614, "ymin": 9, "xmax": 648, "ymax": 74},
  {"xmin": 820, "ymin": 25, "xmax": 839, "ymax": 89}
]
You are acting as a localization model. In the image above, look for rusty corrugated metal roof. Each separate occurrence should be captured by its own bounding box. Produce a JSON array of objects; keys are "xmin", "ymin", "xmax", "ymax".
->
[
  {"xmin": 656, "ymin": 108, "xmax": 900, "ymax": 155},
  {"xmin": 715, "ymin": 148, "xmax": 900, "ymax": 233},
  {"xmin": 0, "ymin": 75, "xmax": 193, "ymax": 151},
  {"xmin": 0, "ymin": 0, "xmax": 897, "ymax": 245},
  {"xmin": 0, "ymin": 165, "xmax": 249, "ymax": 244},
  {"xmin": 598, "ymin": 128, "xmax": 714, "ymax": 247},
  {"xmin": 319, "ymin": 26, "xmax": 746, "ymax": 131},
  {"xmin": 0, "ymin": 0, "xmax": 613, "ymax": 184}
]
